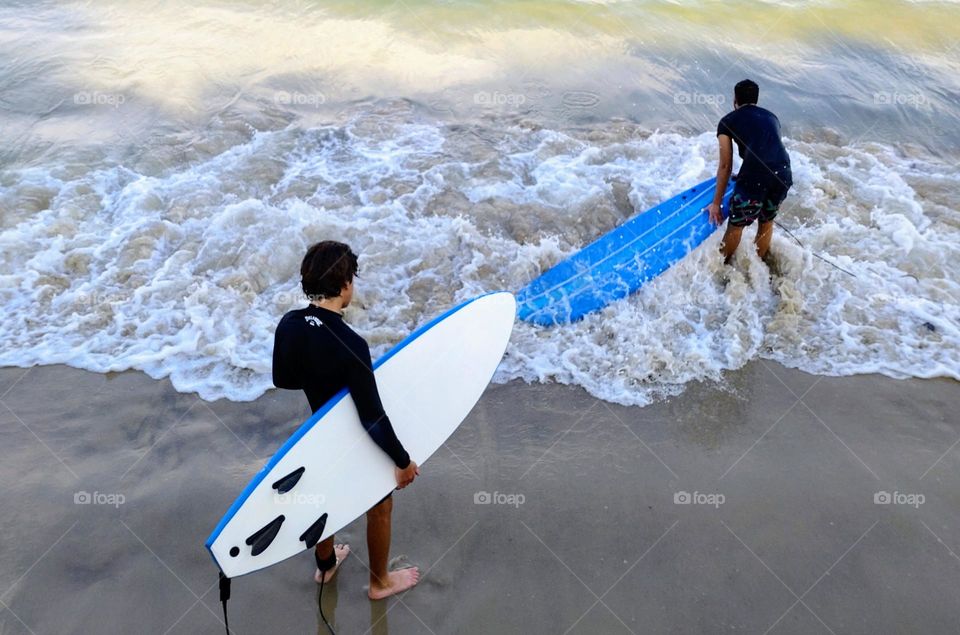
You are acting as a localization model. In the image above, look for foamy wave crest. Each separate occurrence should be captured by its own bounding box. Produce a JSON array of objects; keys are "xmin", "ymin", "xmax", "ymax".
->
[{"xmin": 0, "ymin": 115, "xmax": 957, "ymax": 404}]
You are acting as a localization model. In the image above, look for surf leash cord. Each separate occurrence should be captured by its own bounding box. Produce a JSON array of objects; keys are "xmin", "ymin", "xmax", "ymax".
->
[
  {"xmin": 318, "ymin": 573, "xmax": 336, "ymax": 635},
  {"xmin": 215, "ymin": 564, "xmax": 335, "ymax": 635},
  {"xmin": 316, "ymin": 548, "xmax": 338, "ymax": 635},
  {"xmin": 218, "ymin": 572, "xmax": 232, "ymax": 635},
  {"xmin": 774, "ymin": 220, "xmax": 857, "ymax": 278}
]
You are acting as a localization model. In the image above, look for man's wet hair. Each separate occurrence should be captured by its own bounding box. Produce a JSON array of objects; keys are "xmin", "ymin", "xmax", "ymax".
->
[
  {"xmin": 300, "ymin": 241, "xmax": 359, "ymax": 300},
  {"xmin": 735, "ymin": 79, "xmax": 760, "ymax": 106}
]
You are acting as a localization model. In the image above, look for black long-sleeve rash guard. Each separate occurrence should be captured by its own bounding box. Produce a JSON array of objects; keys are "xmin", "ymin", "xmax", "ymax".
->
[{"xmin": 272, "ymin": 305, "xmax": 411, "ymax": 469}]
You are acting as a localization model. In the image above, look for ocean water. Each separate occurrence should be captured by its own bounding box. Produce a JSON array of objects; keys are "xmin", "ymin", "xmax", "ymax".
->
[{"xmin": 0, "ymin": 0, "xmax": 958, "ymax": 405}]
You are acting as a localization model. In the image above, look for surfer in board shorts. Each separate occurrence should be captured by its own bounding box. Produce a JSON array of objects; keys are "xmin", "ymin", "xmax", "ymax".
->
[
  {"xmin": 272, "ymin": 240, "xmax": 421, "ymax": 600},
  {"xmin": 706, "ymin": 79, "xmax": 793, "ymax": 265}
]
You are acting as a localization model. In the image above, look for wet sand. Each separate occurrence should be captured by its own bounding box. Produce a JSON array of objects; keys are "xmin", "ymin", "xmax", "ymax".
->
[{"xmin": 0, "ymin": 362, "xmax": 958, "ymax": 634}]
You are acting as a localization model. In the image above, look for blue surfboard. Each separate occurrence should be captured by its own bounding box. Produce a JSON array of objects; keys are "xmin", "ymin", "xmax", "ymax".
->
[{"xmin": 516, "ymin": 177, "xmax": 734, "ymax": 326}]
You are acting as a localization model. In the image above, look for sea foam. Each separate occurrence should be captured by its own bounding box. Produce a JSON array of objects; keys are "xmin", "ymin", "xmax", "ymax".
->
[{"xmin": 1, "ymin": 116, "xmax": 957, "ymax": 404}]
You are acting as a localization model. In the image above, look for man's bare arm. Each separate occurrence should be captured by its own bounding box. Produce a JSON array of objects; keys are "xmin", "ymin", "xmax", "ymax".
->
[
  {"xmin": 707, "ymin": 134, "xmax": 733, "ymax": 225},
  {"xmin": 708, "ymin": 134, "xmax": 734, "ymax": 224},
  {"xmin": 714, "ymin": 134, "xmax": 734, "ymax": 203}
]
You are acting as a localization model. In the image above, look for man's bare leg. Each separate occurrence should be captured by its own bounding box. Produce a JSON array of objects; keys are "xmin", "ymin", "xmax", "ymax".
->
[
  {"xmin": 720, "ymin": 224, "xmax": 744, "ymax": 265},
  {"xmin": 314, "ymin": 537, "xmax": 351, "ymax": 584},
  {"xmin": 367, "ymin": 496, "xmax": 419, "ymax": 600},
  {"xmin": 755, "ymin": 220, "xmax": 774, "ymax": 261}
]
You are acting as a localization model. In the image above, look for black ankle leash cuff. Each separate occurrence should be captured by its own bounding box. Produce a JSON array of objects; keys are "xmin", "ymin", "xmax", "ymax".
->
[{"xmin": 315, "ymin": 549, "xmax": 337, "ymax": 572}]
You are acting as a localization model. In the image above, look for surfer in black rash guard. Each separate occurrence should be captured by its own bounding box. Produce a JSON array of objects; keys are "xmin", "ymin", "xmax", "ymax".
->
[
  {"xmin": 272, "ymin": 240, "xmax": 421, "ymax": 600},
  {"xmin": 706, "ymin": 79, "xmax": 793, "ymax": 265}
]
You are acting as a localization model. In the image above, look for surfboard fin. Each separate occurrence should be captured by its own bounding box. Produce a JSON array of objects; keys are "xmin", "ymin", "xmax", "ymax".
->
[
  {"xmin": 271, "ymin": 466, "xmax": 305, "ymax": 494},
  {"xmin": 299, "ymin": 513, "xmax": 329, "ymax": 549},
  {"xmin": 245, "ymin": 515, "xmax": 285, "ymax": 556}
]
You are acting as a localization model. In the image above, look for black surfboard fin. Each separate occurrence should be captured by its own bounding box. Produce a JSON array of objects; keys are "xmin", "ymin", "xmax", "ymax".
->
[
  {"xmin": 245, "ymin": 515, "xmax": 285, "ymax": 556},
  {"xmin": 299, "ymin": 513, "xmax": 329, "ymax": 549},
  {"xmin": 272, "ymin": 467, "xmax": 305, "ymax": 494}
]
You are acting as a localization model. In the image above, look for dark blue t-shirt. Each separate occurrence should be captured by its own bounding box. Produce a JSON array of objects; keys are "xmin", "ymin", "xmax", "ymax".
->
[{"xmin": 717, "ymin": 104, "xmax": 791, "ymax": 196}]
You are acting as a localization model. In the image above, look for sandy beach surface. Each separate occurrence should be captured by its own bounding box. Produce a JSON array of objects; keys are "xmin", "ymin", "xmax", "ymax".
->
[{"xmin": 1, "ymin": 362, "xmax": 957, "ymax": 634}]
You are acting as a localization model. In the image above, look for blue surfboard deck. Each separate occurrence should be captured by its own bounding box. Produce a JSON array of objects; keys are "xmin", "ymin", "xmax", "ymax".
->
[{"xmin": 516, "ymin": 177, "xmax": 734, "ymax": 326}]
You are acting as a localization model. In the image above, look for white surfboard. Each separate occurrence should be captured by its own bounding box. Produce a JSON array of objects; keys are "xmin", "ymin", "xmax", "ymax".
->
[{"xmin": 206, "ymin": 291, "xmax": 516, "ymax": 578}]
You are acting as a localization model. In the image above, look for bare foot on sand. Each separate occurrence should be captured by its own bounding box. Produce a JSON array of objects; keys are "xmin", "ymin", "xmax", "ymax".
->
[
  {"xmin": 368, "ymin": 567, "xmax": 420, "ymax": 600},
  {"xmin": 314, "ymin": 544, "xmax": 351, "ymax": 584}
]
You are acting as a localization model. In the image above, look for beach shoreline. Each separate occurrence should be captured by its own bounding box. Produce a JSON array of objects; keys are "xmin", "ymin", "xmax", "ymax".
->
[{"xmin": 1, "ymin": 362, "xmax": 957, "ymax": 634}]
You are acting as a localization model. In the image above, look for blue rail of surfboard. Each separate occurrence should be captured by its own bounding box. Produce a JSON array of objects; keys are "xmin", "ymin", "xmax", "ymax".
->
[
  {"xmin": 516, "ymin": 177, "xmax": 734, "ymax": 326},
  {"xmin": 205, "ymin": 291, "xmax": 509, "ymax": 572}
]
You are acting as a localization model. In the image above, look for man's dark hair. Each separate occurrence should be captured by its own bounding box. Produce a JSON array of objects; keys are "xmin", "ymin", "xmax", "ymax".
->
[
  {"xmin": 734, "ymin": 79, "xmax": 759, "ymax": 106},
  {"xmin": 300, "ymin": 241, "xmax": 359, "ymax": 300}
]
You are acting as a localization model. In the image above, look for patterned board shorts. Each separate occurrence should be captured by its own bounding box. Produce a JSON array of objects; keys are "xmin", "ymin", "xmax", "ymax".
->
[{"xmin": 729, "ymin": 177, "xmax": 791, "ymax": 227}]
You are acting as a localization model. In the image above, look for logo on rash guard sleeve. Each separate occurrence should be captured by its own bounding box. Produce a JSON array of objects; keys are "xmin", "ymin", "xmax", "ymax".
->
[{"xmin": 305, "ymin": 316, "xmax": 323, "ymax": 327}]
